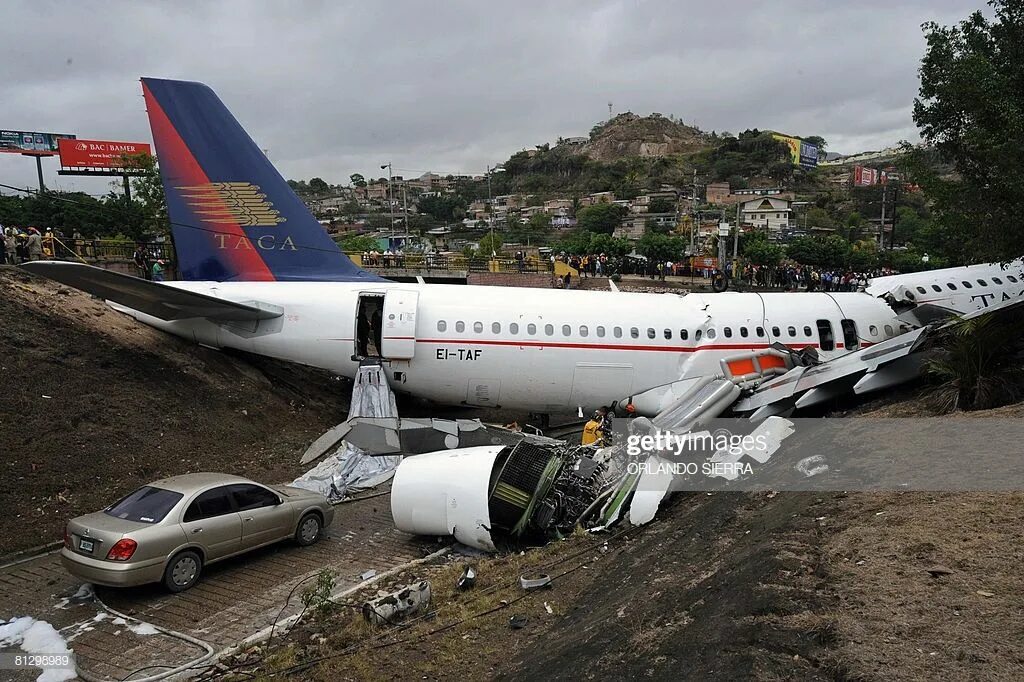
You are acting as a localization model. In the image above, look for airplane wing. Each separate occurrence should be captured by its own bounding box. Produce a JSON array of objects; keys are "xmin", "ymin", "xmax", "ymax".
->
[{"xmin": 20, "ymin": 261, "xmax": 282, "ymax": 322}]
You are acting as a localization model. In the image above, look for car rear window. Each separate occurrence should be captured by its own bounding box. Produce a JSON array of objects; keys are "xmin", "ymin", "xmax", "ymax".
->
[{"xmin": 105, "ymin": 486, "xmax": 183, "ymax": 524}]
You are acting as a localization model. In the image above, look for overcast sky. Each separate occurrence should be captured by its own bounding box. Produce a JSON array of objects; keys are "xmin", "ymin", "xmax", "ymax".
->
[{"xmin": 0, "ymin": 0, "xmax": 981, "ymax": 196}]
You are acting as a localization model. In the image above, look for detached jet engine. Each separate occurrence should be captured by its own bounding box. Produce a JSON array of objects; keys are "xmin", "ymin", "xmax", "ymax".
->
[{"xmin": 391, "ymin": 441, "xmax": 607, "ymax": 551}]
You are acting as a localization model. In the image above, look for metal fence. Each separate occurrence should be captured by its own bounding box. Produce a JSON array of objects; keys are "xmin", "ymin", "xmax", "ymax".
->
[
  {"xmin": 352, "ymin": 252, "xmax": 552, "ymax": 273},
  {"xmin": 55, "ymin": 239, "xmax": 175, "ymax": 262}
]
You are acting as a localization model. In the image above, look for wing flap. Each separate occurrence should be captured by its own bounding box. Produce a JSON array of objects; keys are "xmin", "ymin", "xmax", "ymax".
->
[{"xmin": 20, "ymin": 261, "xmax": 282, "ymax": 322}]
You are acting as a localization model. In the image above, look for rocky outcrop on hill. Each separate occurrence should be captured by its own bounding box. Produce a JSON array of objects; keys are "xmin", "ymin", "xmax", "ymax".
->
[{"xmin": 580, "ymin": 112, "xmax": 709, "ymax": 161}]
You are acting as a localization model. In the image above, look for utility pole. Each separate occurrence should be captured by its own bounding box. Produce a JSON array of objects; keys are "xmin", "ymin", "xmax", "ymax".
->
[
  {"xmin": 889, "ymin": 183, "xmax": 900, "ymax": 250},
  {"xmin": 689, "ymin": 169, "xmax": 698, "ymax": 257},
  {"xmin": 380, "ymin": 162, "xmax": 395, "ymax": 243},
  {"xmin": 879, "ymin": 184, "xmax": 887, "ymax": 250},
  {"xmin": 402, "ymin": 183, "xmax": 409, "ymax": 242},
  {"xmin": 732, "ymin": 201, "xmax": 740, "ymax": 275}
]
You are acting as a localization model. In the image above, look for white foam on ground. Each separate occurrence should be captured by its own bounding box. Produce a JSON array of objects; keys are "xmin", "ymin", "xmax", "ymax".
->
[{"xmin": 0, "ymin": 616, "xmax": 76, "ymax": 682}]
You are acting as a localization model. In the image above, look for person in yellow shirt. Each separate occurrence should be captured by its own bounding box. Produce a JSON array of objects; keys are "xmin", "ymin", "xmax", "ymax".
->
[{"xmin": 581, "ymin": 416, "xmax": 602, "ymax": 445}]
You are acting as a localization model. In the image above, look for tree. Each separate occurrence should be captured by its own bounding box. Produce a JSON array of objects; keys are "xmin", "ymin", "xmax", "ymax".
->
[
  {"xmin": 127, "ymin": 153, "xmax": 168, "ymax": 238},
  {"xmin": 803, "ymin": 135, "xmax": 827, "ymax": 153},
  {"xmin": 645, "ymin": 218, "xmax": 672, "ymax": 235},
  {"xmin": 478, "ymin": 232, "xmax": 503, "ymax": 256},
  {"xmin": 742, "ymin": 232, "xmax": 784, "ymax": 265},
  {"xmin": 349, "ymin": 173, "xmax": 367, "ymax": 188},
  {"xmin": 637, "ymin": 233, "xmax": 686, "ymax": 262},
  {"xmin": 906, "ymin": 0, "xmax": 1024, "ymax": 261},
  {"xmin": 308, "ymin": 177, "xmax": 329, "ymax": 194},
  {"xmin": 576, "ymin": 203, "xmax": 627, "ymax": 235},
  {"xmin": 339, "ymin": 235, "xmax": 381, "ymax": 252},
  {"xmin": 647, "ymin": 197, "xmax": 676, "ymax": 214}
]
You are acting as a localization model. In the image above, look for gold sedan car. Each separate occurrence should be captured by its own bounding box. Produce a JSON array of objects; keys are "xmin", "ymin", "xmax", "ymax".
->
[{"xmin": 61, "ymin": 473, "xmax": 334, "ymax": 592}]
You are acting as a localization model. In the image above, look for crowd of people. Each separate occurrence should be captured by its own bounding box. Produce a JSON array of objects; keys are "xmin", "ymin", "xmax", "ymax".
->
[
  {"xmin": 1, "ymin": 225, "xmax": 47, "ymax": 264},
  {"xmin": 549, "ymin": 249, "xmax": 898, "ymax": 292},
  {"xmin": 361, "ymin": 249, "xmax": 406, "ymax": 267}
]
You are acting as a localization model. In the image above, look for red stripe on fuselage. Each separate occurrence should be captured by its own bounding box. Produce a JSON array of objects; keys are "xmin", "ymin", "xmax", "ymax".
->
[
  {"xmin": 415, "ymin": 338, "xmax": 822, "ymax": 353},
  {"xmin": 141, "ymin": 81, "xmax": 274, "ymax": 281}
]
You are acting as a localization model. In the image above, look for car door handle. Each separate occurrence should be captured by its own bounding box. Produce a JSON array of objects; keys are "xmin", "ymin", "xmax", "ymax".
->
[
  {"xmin": 244, "ymin": 517, "xmax": 254, "ymax": 522},
  {"xmin": 192, "ymin": 528, "xmax": 203, "ymax": 534}
]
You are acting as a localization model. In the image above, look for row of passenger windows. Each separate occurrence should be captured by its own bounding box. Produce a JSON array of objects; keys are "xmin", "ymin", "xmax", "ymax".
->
[
  {"xmin": 914, "ymin": 275, "xmax": 1018, "ymax": 295},
  {"xmin": 434, "ymin": 320, "xmax": 891, "ymax": 341}
]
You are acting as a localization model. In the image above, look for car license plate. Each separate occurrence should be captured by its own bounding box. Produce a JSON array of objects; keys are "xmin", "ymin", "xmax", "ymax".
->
[{"xmin": 79, "ymin": 539, "xmax": 94, "ymax": 553}]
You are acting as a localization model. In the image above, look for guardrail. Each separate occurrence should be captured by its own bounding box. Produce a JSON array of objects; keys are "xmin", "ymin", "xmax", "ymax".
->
[
  {"xmin": 350, "ymin": 253, "xmax": 553, "ymax": 273},
  {"xmin": 48, "ymin": 239, "xmax": 175, "ymax": 262}
]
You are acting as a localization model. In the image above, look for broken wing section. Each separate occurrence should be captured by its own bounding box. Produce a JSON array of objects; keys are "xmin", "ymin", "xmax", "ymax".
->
[{"xmin": 20, "ymin": 261, "xmax": 281, "ymax": 322}]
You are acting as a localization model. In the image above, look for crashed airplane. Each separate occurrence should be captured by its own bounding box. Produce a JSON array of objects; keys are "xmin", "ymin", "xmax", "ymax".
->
[{"xmin": 20, "ymin": 77, "xmax": 1024, "ymax": 426}]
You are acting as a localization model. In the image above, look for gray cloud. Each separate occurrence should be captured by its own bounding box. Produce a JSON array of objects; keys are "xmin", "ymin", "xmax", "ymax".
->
[{"xmin": 0, "ymin": 0, "xmax": 983, "ymax": 195}]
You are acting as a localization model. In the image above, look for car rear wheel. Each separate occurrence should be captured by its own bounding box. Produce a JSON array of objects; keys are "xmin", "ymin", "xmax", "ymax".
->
[
  {"xmin": 163, "ymin": 550, "xmax": 202, "ymax": 592},
  {"xmin": 295, "ymin": 512, "xmax": 322, "ymax": 546}
]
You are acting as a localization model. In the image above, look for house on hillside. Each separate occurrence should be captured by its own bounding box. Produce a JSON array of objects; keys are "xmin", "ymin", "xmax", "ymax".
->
[{"xmin": 740, "ymin": 197, "xmax": 792, "ymax": 233}]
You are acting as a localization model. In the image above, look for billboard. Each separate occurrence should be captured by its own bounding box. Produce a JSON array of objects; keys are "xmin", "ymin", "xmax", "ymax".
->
[
  {"xmin": 58, "ymin": 138, "xmax": 152, "ymax": 169},
  {"xmin": 853, "ymin": 165, "xmax": 878, "ymax": 186},
  {"xmin": 772, "ymin": 133, "xmax": 818, "ymax": 168},
  {"xmin": 0, "ymin": 130, "xmax": 75, "ymax": 155},
  {"xmin": 853, "ymin": 166, "xmax": 896, "ymax": 186}
]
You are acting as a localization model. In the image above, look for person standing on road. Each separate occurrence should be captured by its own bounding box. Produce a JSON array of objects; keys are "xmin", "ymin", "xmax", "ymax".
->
[
  {"xmin": 151, "ymin": 259, "xmax": 166, "ymax": 282},
  {"xmin": 3, "ymin": 229, "xmax": 13, "ymax": 264},
  {"xmin": 26, "ymin": 227, "xmax": 43, "ymax": 261},
  {"xmin": 133, "ymin": 244, "xmax": 151, "ymax": 280}
]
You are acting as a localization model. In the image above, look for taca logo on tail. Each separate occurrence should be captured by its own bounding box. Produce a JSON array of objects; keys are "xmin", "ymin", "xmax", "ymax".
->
[{"xmin": 140, "ymin": 77, "xmax": 384, "ymax": 283}]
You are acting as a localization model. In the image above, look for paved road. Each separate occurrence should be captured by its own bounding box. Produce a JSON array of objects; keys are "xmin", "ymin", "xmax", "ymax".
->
[{"xmin": 0, "ymin": 492, "xmax": 436, "ymax": 681}]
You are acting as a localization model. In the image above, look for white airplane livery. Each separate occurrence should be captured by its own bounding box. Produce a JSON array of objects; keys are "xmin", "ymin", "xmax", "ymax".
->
[{"xmin": 24, "ymin": 79, "xmax": 1024, "ymax": 419}]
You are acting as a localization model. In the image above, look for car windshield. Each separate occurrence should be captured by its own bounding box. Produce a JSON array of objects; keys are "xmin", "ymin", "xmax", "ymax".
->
[{"xmin": 105, "ymin": 486, "xmax": 183, "ymax": 524}]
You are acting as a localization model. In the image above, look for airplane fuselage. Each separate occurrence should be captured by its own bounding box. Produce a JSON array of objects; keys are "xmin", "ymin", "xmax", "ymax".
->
[{"xmin": 120, "ymin": 281, "xmax": 911, "ymax": 415}]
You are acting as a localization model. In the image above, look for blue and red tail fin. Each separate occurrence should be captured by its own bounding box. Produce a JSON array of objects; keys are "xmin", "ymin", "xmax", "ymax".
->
[{"xmin": 141, "ymin": 77, "xmax": 383, "ymax": 282}]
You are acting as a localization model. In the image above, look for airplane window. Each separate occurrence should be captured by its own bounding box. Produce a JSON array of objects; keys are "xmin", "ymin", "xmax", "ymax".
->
[
  {"xmin": 977, "ymin": 279, "xmax": 988, "ymax": 286},
  {"xmin": 916, "ymin": 286, "xmax": 927, "ymax": 294},
  {"xmin": 884, "ymin": 324, "xmax": 894, "ymax": 335},
  {"xmin": 992, "ymin": 277, "xmax": 1003, "ymax": 284},
  {"xmin": 510, "ymin": 323, "xmax": 519, "ymax": 334},
  {"xmin": 723, "ymin": 327, "xmax": 732, "ymax": 338},
  {"xmin": 664, "ymin": 329, "xmax": 672, "ymax": 340},
  {"xmin": 596, "ymin": 326, "xmax": 605, "ymax": 337},
  {"xmin": 562, "ymin": 324, "xmax": 571, "ymax": 336},
  {"xmin": 756, "ymin": 327, "xmax": 765, "ymax": 337},
  {"xmin": 816, "ymin": 319, "xmax": 835, "ymax": 351},
  {"xmin": 456, "ymin": 321, "xmax": 465, "ymax": 332},
  {"xmin": 869, "ymin": 325, "xmax": 878, "ymax": 336},
  {"xmin": 437, "ymin": 320, "xmax": 446, "ymax": 332},
  {"xmin": 647, "ymin": 328, "xmax": 656, "ymax": 339},
  {"xmin": 787, "ymin": 326, "xmax": 796, "ymax": 337},
  {"xmin": 946, "ymin": 283, "xmax": 957, "ymax": 290},
  {"xmin": 544, "ymin": 324, "xmax": 553, "ymax": 336},
  {"xmin": 630, "ymin": 327, "xmax": 639, "ymax": 339},
  {"xmin": 706, "ymin": 328, "xmax": 717, "ymax": 340},
  {"xmin": 695, "ymin": 330, "xmax": 702, "ymax": 341},
  {"xmin": 906, "ymin": 291, "xmax": 916, "ymax": 301},
  {"xmin": 613, "ymin": 327, "xmax": 622, "ymax": 338},
  {"xmin": 527, "ymin": 323, "xmax": 536, "ymax": 335},
  {"xmin": 931, "ymin": 285, "xmax": 942, "ymax": 292},
  {"xmin": 1008, "ymin": 276, "xmax": 1019, "ymax": 283},
  {"xmin": 473, "ymin": 321, "xmax": 484, "ymax": 333},
  {"xmin": 580, "ymin": 325, "xmax": 589, "ymax": 337},
  {"xmin": 680, "ymin": 329, "xmax": 688, "ymax": 340},
  {"xmin": 962, "ymin": 281, "xmax": 972, "ymax": 288},
  {"xmin": 803, "ymin": 326, "xmax": 812, "ymax": 337},
  {"xmin": 492, "ymin": 322, "xmax": 501, "ymax": 334},
  {"xmin": 772, "ymin": 326, "xmax": 780, "ymax": 337},
  {"xmin": 737, "ymin": 327, "xmax": 747, "ymax": 337}
]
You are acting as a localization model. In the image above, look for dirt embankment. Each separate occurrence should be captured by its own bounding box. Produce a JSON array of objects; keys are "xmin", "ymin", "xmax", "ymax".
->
[{"xmin": 0, "ymin": 267, "xmax": 345, "ymax": 555}]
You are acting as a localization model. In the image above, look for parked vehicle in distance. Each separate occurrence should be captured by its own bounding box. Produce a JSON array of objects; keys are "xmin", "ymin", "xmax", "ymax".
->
[{"xmin": 61, "ymin": 473, "xmax": 334, "ymax": 592}]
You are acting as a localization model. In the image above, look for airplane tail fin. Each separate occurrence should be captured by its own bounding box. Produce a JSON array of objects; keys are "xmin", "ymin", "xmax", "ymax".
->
[{"xmin": 141, "ymin": 77, "xmax": 383, "ymax": 282}]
